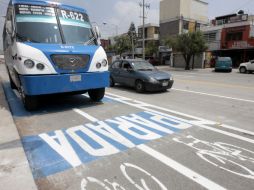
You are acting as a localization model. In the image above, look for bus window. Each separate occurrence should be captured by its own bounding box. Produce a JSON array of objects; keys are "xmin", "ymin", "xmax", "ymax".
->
[{"xmin": 15, "ymin": 5, "xmax": 62, "ymax": 43}]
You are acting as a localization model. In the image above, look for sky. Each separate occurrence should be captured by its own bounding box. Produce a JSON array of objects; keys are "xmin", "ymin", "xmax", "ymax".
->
[{"xmin": 1, "ymin": 0, "xmax": 254, "ymax": 51}]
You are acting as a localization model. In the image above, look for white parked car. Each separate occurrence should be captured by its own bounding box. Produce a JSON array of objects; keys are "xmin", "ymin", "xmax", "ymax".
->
[{"xmin": 239, "ymin": 60, "xmax": 254, "ymax": 73}]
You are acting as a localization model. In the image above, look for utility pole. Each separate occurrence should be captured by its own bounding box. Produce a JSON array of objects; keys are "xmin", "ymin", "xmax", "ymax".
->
[
  {"xmin": 139, "ymin": 0, "xmax": 150, "ymax": 60},
  {"xmin": 142, "ymin": 0, "xmax": 145, "ymax": 60},
  {"xmin": 131, "ymin": 31, "xmax": 134, "ymax": 59}
]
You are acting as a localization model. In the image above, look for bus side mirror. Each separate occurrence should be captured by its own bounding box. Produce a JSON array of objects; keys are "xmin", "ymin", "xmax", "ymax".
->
[
  {"xmin": 6, "ymin": 21, "xmax": 13, "ymax": 35},
  {"xmin": 93, "ymin": 26, "xmax": 101, "ymax": 39}
]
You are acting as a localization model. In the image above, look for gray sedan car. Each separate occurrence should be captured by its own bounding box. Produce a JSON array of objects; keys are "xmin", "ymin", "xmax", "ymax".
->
[{"xmin": 109, "ymin": 59, "xmax": 174, "ymax": 92}]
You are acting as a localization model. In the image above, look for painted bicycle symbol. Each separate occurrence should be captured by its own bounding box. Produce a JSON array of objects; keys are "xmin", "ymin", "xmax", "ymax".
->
[
  {"xmin": 173, "ymin": 135, "xmax": 254, "ymax": 179},
  {"xmin": 81, "ymin": 163, "xmax": 167, "ymax": 190}
]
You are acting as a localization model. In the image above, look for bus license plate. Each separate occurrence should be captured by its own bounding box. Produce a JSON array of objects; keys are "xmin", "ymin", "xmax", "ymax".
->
[
  {"xmin": 70, "ymin": 75, "xmax": 82, "ymax": 82},
  {"xmin": 162, "ymin": 82, "xmax": 169, "ymax": 86}
]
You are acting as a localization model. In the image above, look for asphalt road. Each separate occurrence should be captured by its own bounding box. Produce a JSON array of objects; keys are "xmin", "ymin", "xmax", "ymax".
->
[{"xmin": 1, "ymin": 64, "xmax": 254, "ymax": 190}]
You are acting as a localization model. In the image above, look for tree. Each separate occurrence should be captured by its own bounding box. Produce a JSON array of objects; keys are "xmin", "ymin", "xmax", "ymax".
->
[
  {"xmin": 145, "ymin": 41, "xmax": 158, "ymax": 57},
  {"xmin": 128, "ymin": 22, "xmax": 137, "ymax": 58},
  {"xmin": 113, "ymin": 35, "xmax": 131, "ymax": 57},
  {"xmin": 166, "ymin": 31, "xmax": 207, "ymax": 70}
]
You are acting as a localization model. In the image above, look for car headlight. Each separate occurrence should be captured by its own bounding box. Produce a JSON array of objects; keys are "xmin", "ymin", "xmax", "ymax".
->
[
  {"xmin": 24, "ymin": 59, "xmax": 35, "ymax": 68},
  {"xmin": 149, "ymin": 77, "xmax": 158, "ymax": 83},
  {"xmin": 101, "ymin": 59, "xmax": 108, "ymax": 67},
  {"xmin": 170, "ymin": 76, "xmax": 174, "ymax": 81}
]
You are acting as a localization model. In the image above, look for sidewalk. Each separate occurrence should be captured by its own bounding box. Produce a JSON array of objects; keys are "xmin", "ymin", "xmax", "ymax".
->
[
  {"xmin": 156, "ymin": 65, "xmax": 214, "ymax": 72},
  {"xmin": 0, "ymin": 59, "xmax": 37, "ymax": 190}
]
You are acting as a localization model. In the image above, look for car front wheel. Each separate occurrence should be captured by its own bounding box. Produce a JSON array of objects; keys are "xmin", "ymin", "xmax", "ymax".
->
[
  {"xmin": 240, "ymin": 67, "xmax": 247, "ymax": 73},
  {"xmin": 88, "ymin": 88, "xmax": 105, "ymax": 102}
]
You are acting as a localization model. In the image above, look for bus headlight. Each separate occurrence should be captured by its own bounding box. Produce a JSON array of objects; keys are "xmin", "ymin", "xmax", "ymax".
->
[
  {"xmin": 24, "ymin": 59, "xmax": 35, "ymax": 68},
  {"xmin": 96, "ymin": 62, "xmax": 102, "ymax": 69},
  {"xmin": 36, "ymin": 63, "xmax": 45, "ymax": 70},
  {"xmin": 102, "ymin": 59, "xmax": 108, "ymax": 67}
]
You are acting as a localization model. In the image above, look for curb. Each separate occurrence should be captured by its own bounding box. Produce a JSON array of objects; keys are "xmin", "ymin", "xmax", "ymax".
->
[{"xmin": 0, "ymin": 64, "xmax": 37, "ymax": 190}]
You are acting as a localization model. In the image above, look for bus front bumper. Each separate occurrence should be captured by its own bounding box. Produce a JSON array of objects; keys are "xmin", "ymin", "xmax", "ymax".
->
[{"xmin": 19, "ymin": 72, "xmax": 109, "ymax": 96}]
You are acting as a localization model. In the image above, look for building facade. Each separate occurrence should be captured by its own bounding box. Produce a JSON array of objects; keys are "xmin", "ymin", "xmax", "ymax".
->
[
  {"xmin": 202, "ymin": 13, "xmax": 254, "ymax": 67},
  {"xmin": 137, "ymin": 23, "xmax": 159, "ymax": 48},
  {"xmin": 160, "ymin": 0, "xmax": 208, "ymax": 41}
]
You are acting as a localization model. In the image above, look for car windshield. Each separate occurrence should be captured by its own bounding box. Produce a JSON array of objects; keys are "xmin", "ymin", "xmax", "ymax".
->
[
  {"xmin": 14, "ymin": 4, "xmax": 96, "ymax": 44},
  {"xmin": 131, "ymin": 61, "xmax": 156, "ymax": 71}
]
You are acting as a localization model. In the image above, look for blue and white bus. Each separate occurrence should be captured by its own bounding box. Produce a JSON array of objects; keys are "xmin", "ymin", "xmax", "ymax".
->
[{"xmin": 3, "ymin": 0, "xmax": 109, "ymax": 110}]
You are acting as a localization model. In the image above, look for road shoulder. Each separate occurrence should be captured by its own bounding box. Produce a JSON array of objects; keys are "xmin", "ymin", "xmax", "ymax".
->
[{"xmin": 0, "ymin": 62, "xmax": 37, "ymax": 190}]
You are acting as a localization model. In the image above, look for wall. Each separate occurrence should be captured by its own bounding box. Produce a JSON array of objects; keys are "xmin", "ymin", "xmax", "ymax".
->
[
  {"xmin": 160, "ymin": 0, "xmax": 208, "ymax": 24},
  {"xmin": 180, "ymin": 0, "xmax": 208, "ymax": 23},
  {"xmin": 160, "ymin": 20, "xmax": 180, "ymax": 40},
  {"xmin": 160, "ymin": 0, "xmax": 180, "ymax": 23},
  {"xmin": 173, "ymin": 53, "xmax": 204, "ymax": 68}
]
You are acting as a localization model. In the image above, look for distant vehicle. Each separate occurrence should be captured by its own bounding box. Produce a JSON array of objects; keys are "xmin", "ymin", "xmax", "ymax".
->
[
  {"xmin": 3, "ymin": 0, "xmax": 109, "ymax": 110},
  {"xmin": 109, "ymin": 59, "xmax": 174, "ymax": 92},
  {"xmin": 239, "ymin": 60, "xmax": 254, "ymax": 73},
  {"xmin": 215, "ymin": 57, "xmax": 232, "ymax": 72}
]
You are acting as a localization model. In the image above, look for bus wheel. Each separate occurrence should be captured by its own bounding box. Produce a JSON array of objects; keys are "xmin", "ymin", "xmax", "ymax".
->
[
  {"xmin": 88, "ymin": 88, "xmax": 105, "ymax": 102},
  {"xmin": 7, "ymin": 71, "xmax": 17, "ymax": 89},
  {"xmin": 19, "ymin": 86, "xmax": 38, "ymax": 111}
]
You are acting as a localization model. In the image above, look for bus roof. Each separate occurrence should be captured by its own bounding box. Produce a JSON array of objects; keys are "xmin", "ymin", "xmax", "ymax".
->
[{"xmin": 11, "ymin": 0, "xmax": 87, "ymax": 13}]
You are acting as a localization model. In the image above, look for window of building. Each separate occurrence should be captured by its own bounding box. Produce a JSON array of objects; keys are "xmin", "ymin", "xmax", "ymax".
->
[
  {"xmin": 183, "ymin": 20, "xmax": 189, "ymax": 30},
  {"xmin": 226, "ymin": 32, "xmax": 243, "ymax": 41},
  {"xmin": 204, "ymin": 32, "xmax": 217, "ymax": 43}
]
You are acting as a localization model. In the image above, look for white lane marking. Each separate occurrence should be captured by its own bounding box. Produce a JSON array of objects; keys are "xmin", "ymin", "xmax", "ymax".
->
[
  {"xmin": 75, "ymin": 108, "xmax": 227, "ymax": 190},
  {"xmin": 173, "ymin": 135, "xmax": 254, "ymax": 179},
  {"xmin": 220, "ymin": 124, "xmax": 254, "ymax": 136},
  {"xmin": 137, "ymin": 144, "xmax": 226, "ymax": 190},
  {"xmin": 172, "ymin": 88, "xmax": 254, "ymax": 103},
  {"xmin": 73, "ymin": 108, "xmax": 99, "ymax": 122},
  {"xmin": 105, "ymin": 93, "xmax": 254, "ymax": 143}
]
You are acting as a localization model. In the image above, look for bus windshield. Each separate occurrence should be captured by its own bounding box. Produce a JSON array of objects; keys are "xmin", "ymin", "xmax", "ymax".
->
[
  {"xmin": 15, "ymin": 4, "xmax": 95, "ymax": 44},
  {"xmin": 57, "ymin": 9, "xmax": 95, "ymax": 45}
]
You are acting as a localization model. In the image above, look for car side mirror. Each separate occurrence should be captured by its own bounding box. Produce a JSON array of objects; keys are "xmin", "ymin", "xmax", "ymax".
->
[{"xmin": 127, "ymin": 67, "xmax": 133, "ymax": 72}]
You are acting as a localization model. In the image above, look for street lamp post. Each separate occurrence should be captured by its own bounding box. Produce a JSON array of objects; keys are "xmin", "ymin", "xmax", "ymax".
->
[{"xmin": 103, "ymin": 22, "xmax": 118, "ymax": 36}]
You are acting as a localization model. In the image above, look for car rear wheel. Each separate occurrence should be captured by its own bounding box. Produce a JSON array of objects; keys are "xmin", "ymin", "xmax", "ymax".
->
[
  {"xmin": 240, "ymin": 67, "xmax": 247, "ymax": 73},
  {"xmin": 135, "ymin": 80, "xmax": 145, "ymax": 93},
  {"xmin": 110, "ymin": 77, "xmax": 115, "ymax": 87},
  {"xmin": 88, "ymin": 88, "xmax": 105, "ymax": 102}
]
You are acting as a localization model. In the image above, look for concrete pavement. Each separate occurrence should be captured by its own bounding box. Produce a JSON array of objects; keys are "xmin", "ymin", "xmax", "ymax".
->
[{"xmin": 0, "ymin": 60, "xmax": 37, "ymax": 190}]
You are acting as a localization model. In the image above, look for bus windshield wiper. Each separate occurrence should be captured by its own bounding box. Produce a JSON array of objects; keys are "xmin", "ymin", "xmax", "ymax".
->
[
  {"xmin": 84, "ymin": 36, "xmax": 96, "ymax": 45},
  {"xmin": 16, "ymin": 33, "xmax": 39, "ymax": 43}
]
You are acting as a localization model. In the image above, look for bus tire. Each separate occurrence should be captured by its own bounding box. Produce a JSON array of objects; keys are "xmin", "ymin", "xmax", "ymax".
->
[
  {"xmin": 7, "ymin": 70, "xmax": 17, "ymax": 89},
  {"xmin": 88, "ymin": 88, "xmax": 105, "ymax": 102},
  {"xmin": 24, "ymin": 95, "xmax": 38, "ymax": 111},
  {"xmin": 19, "ymin": 84, "xmax": 38, "ymax": 111}
]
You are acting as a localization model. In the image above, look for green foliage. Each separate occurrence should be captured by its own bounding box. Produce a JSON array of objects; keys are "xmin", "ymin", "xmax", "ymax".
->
[
  {"xmin": 145, "ymin": 41, "xmax": 158, "ymax": 56},
  {"xmin": 113, "ymin": 35, "xmax": 131, "ymax": 56},
  {"xmin": 128, "ymin": 22, "xmax": 137, "ymax": 41},
  {"xmin": 166, "ymin": 31, "xmax": 207, "ymax": 70}
]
